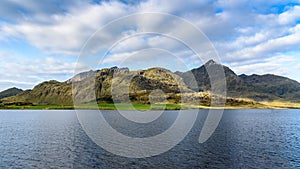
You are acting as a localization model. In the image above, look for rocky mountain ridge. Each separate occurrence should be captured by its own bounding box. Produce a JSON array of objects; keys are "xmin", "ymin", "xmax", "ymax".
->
[{"xmin": 1, "ymin": 60, "xmax": 299, "ymax": 106}]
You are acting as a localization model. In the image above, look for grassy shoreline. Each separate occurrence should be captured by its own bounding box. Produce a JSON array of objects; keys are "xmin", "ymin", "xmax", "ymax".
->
[
  {"xmin": 1, "ymin": 102, "xmax": 299, "ymax": 110},
  {"xmin": 0, "ymin": 103, "xmax": 196, "ymax": 110}
]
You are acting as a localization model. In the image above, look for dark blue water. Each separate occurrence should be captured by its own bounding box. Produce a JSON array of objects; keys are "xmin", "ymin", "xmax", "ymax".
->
[{"xmin": 0, "ymin": 109, "xmax": 299, "ymax": 168}]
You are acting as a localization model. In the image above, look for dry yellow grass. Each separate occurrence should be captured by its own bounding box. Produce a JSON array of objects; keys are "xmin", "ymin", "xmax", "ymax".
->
[{"xmin": 260, "ymin": 101, "xmax": 300, "ymax": 109}]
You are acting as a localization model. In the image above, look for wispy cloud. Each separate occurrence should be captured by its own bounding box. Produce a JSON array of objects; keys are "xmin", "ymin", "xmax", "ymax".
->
[
  {"xmin": 228, "ymin": 54, "xmax": 297, "ymax": 75},
  {"xmin": 0, "ymin": 53, "xmax": 88, "ymax": 90}
]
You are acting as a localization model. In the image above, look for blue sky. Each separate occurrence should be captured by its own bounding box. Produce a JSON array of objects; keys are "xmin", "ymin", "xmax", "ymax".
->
[{"xmin": 0, "ymin": 0, "xmax": 300, "ymax": 91}]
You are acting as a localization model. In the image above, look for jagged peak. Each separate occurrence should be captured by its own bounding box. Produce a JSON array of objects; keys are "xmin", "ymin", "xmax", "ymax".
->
[
  {"xmin": 204, "ymin": 59, "xmax": 219, "ymax": 66},
  {"xmin": 108, "ymin": 66, "xmax": 129, "ymax": 71},
  {"xmin": 238, "ymin": 74, "xmax": 248, "ymax": 79},
  {"xmin": 146, "ymin": 67, "xmax": 171, "ymax": 72}
]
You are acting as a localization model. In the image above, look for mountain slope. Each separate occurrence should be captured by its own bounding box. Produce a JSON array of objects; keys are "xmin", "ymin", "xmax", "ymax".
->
[
  {"xmin": 176, "ymin": 60, "xmax": 247, "ymax": 96},
  {"xmin": 177, "ymin": 60, "xmax": 300, "ymax": 102},
  {"xmin": 239, "ymin": 74, "xmax": 300, "ymax": 101},
  {"xmin": 2, "ymin": 80, "xmax": 72, "ymax": 105},
  {"xmin": 0, "ymin": 87, "xmax": 23, "ymax": 99}
]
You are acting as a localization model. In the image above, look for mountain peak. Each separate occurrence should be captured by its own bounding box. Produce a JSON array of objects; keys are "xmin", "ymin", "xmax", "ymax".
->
[
  {"xmin": 0, "ymin": 87, "xmax": 23, "ymax": 99},
  {"xmin": 204, "ymin": 59, "xmax": 218, "ymax": 66}
]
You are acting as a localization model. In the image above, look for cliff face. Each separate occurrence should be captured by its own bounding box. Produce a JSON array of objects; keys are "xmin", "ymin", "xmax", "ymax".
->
[{"xmin": 1, "ymin": 60, "xmax": 300, "ymax": 106}]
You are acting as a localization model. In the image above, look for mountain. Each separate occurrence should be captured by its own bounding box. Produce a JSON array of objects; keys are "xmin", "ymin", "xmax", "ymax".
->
[
  {"xmin": 74, "ymin": 66, "xmax": 192, "ymax": 104},
  {"xmin": 0, "ymin": 87, "xmax": 23, "ymax": 99},
  {"xmin": 177, "ymin": 60, "xmax": 300, "ymax": 102},
  {"xmin": 239, "ymin": 74, "xmax": 300, "ymax": 101},
  {"xmin": 176, "ymin": 60, "xmax": 246, "ymax": 93},
  {"xmin": 2, "ymin": 67, "xmax": 191, "ymax": 105},
  {"xmin": 1, "ymin": 61, "xmax": 300, "ymax": 107},
  {"xmin": 1, "ymin": 80, "xmax": 72, "ymax": 105}
]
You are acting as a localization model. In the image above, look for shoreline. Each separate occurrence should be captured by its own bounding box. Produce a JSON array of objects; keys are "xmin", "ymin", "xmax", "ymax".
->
[{"xmin": 1, "ymin": 102, "xmax": 299, "ymax": 110}]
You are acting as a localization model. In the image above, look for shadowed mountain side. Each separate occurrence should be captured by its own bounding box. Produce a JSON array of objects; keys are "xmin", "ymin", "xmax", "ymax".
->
[
  {"xmin": 176, "ymin": 60, "xmax": 300, "ymax": 102},
  {"xmin": 0, "ymin": 87, "xmax": 23, "ymax": 99},
  {"xmin": 175, "ymin": 60, "xmax": 246, "ymax": 94},
  {"xmin": 239, "ymin": 74, "xmax": 300, "ymax": 101}
]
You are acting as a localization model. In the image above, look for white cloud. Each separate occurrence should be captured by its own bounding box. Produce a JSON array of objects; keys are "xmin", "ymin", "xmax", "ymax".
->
[
  {"xmin": 111, "ymin": 35, "xmax": 150, "ymax": 54},
  {"xmin": 101, "ymin": 33, "xmax": 198, "ymax": 70},
  {"xmin": 0, "ymin": 51, "xmax": 89, "ymax": 91},
  {"xmin": 103, "ymin": 48, "xmax": 188, "ymax": 71},
  {"xmin": 224, "ymin": 23, "xmax": 300, "ymax": 61},
  {"xmin": 0, "ymin": 1, "xmax": 131, "ymax": 55},
  {"xmin": 1, "ymin": 1, "xmax": 299, "ymax": 59},
  {"xmin": 0, "ymin": 51, "xmax": 6, "ymax": 58},
  {"xmin": 278, "ymin": 6, "xmax": 300, "ymax": 25},
  {"xmin": 0, "ymin": 0, "xmax": 222, "ymax": 55},
  {"xmin": 228, "ymin": 54, "xmax": 298, "ymax": 76},
  {"xmin": 111, "ymin": 34, "xmax": 192, "ymax": 56}
]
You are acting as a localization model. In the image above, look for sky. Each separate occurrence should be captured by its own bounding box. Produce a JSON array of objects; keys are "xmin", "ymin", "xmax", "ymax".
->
[{"xmin": 0, "ymin": 0, "xmax": 300, "ymax": 91}]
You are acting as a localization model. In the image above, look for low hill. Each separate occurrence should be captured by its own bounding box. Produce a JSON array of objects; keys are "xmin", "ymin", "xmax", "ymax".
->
[
  {"xmin": 2, "ymin": 80, "xmax": 72, "ymax": 105},
  {"xmin": 0, "ymin": 87, "xmax": 23, "ymax": 99}
]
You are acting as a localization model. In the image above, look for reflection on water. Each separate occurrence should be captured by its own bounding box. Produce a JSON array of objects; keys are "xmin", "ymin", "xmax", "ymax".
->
[{"xmin": 0, "ymin": 109, "xmax": 299, "ymax": 168}]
